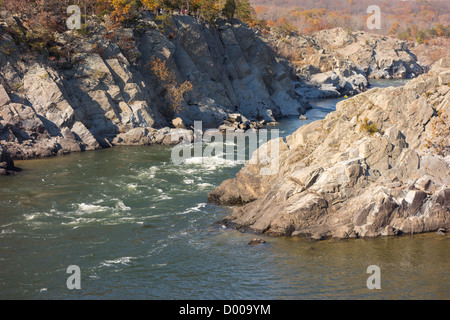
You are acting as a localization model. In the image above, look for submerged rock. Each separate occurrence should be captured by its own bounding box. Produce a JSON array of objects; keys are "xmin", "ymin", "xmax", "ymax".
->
[
  {"xmin": 0, "ymin": 144, "xmax": 18, "ymax": 175},
  {"xmin": 248, "ymin": 238, "xmax": 266, "ymax": 246}
]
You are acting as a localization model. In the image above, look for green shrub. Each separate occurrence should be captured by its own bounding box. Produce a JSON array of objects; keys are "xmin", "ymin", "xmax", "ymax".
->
[{"xmin": 360, "ymin": 117, "xmax": 378, "ymax": 135}]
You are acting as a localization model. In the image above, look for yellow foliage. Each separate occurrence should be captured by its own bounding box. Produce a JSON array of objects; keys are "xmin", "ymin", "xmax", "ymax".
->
[
  {"xmin": 425, "ymin": 110, "xmax": 450, "ymax": 156},
  {"xmin": 142, "ymin": 0, "xmax": 162, "ymax": 11},
  {"xmin": 149, "ymin": 57, "xmax": 193, "ymax": 113},
  {"xmin": 108, "ymin": 0, "xmax": 133, "ymax": 22}
]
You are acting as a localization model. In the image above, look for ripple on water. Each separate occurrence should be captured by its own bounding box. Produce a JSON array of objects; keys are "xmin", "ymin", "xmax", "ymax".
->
[{"xmin": 100, "ymin": 256, "xmax": 136, "ymax": 268}]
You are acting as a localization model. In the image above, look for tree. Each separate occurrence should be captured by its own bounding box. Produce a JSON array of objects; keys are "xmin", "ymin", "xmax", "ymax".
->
[
  {"xmin": 236, "ymin": 0, "xmax": 252, "ymax": 22},
  {"xmin": 148, "ymin": 57, "xmax": 193, "ymax": 114},
  {"xmin": 108, "ymin": 0, "xmax": 141, "ymax": 22},
  {"xmin": 389, "ymin": 22, "xmax": 400, "ymax": 35},
  {"xmin": 189, "ymin": 0, "xmax": 202, "ymax": 13},
  {"xmin": 222, "ymin": 0, "xmax": 236, "ymax": 20},
  {"xmin": 199, "ymin": 0, "xmax": 219, "ymax": 23},
  {"xmin": 161, "ymin": 0, "xmax": 183, "ymax": 11},
  {"xmin": 142, "ymin": 0, "xmax": 162, "ymax": 11},
  {"xmin": 415, "ymin": 30, "xmax": 426, "ymax": 44}
]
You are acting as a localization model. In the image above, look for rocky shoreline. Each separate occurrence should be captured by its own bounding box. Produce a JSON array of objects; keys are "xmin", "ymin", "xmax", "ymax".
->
[
  {"xmin": 209, "ymin": 58, "xmax": 450, "ymax": 240},
  {"xmin": 1, "ymin": 9, "xmax": 436, "ymax": 174},
  {"xmin": 0, "ymin": 11, "xmax": 313, "ymax": 168},
  {"xmin": 0, "ymin": 143, "xmax": 18, "ymax": 175}
]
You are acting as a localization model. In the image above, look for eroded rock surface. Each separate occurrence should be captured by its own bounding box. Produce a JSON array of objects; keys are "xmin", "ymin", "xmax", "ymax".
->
[
  {"xmin": 0, "ymin": 144, "xmax": 17, "ymax": 175},
  {"xmin": 272, "ymin": 28, "xmax": 429, "ymax": 99},
  {"xmin": 209, "ymin": 59, "xmax": 450, "ymax": 239},
  {"xmin": 0, "ymin": 13, "xmax": 306, "ymax": 160}
]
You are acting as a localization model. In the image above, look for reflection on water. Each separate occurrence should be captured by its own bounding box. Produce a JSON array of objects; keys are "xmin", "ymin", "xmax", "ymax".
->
[{"xmin": 0, "ymin": 79, "xmax": 448, "ymax": 300}]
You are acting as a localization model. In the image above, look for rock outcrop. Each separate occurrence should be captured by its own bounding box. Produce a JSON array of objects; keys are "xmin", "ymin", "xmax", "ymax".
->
[
  {"xmin": 0, "ymin": 11, "xmax": 306, "ymax": 160},
  {"xmin": 0, "ymin": 144, "xmax": 16, "ymax": 175},
  {"xmin": 272, "ymin": 28, "xmax": 428, "ymax": 99},
  {"xmin": 209, "ymin": 59, "xmax": 450, "ymax": 240}
]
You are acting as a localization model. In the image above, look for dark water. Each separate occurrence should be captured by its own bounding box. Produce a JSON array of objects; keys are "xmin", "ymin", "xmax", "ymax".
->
[{"xmin": 0, "ymin": 80, "xmax": 448, "ymax": 300}]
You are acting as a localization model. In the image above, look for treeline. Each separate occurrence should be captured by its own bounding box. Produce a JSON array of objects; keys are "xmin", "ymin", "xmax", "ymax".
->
[
  {"xmin": 250, "ymin": 0, "xmax": 450, "ymax": 40},
  {"xmin": 0, "ymin": 0, "xmax": 261, "ymax": 66},
  {"xmin": 397, "ymin": 24, "xmax": 450, "ymax": 44},
  {"xmin": 98, "ymin": 0, "xmax": 255, "ymax": 23},
  {"xmin": 1, "ymin": 0, "xmax": 448, "ymax": 44},
  {"xmin": 0, "ymin": 0, "xmax": 255, "ymax": 28}
]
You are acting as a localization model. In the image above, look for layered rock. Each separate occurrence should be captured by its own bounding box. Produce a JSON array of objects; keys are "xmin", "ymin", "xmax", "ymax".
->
[
  {"xmin": 209, "ymin": 59, "xmax": 450, "ymax": 239},
  {"xmin": 0, "ymin": 12, "xmax": 305, "ymax": 160},
  {"xmin": 272, "ymin": 28, "xmax": 428, "ymax": 98},
  {"xmin": 295, "ymin": 28, "xmax": 424, "ymax": 78}
]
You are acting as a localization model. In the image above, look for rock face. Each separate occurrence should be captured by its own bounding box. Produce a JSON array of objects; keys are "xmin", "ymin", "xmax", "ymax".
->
[
  {"xmin": 209, "ymin": 60, "xmax": 450, "ymax": 240},
  {"xmin": 294, "ymin": 28, "xmax": 425, "ymax": 79},
  {"xmin": 272, "ymin": 28, "xmax": 428, "ymax": 99},
  {"xmin": 0, "ymin": 12, "xmax": 305, "ymax": 160},
  {"xmin": 0, "ymin": 144, "xmax": 16, "ymax": 175}
]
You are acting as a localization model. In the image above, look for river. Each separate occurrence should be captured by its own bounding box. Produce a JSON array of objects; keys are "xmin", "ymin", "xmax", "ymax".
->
[{"xmin": 0, "ymin": 80, "xmax": 448, "ymax": 299}]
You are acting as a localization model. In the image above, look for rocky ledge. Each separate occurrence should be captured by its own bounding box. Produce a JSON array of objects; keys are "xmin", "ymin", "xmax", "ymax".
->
[
  {"xmin": 209, "ymin": 58, "xmax": 450, "ymax": 240},
  {"xmin": 0, "ymin": 11, "xmax": 307, "ymax": 161},
  {"xmin": 0, "ymin": 144, "xmax": 17, "ymax": 175}
]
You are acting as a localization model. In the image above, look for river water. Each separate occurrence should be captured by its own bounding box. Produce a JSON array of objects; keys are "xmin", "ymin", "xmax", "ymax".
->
[{"xmin": 0, "ymin": 80, "xmax": 448, "ymax": 299}]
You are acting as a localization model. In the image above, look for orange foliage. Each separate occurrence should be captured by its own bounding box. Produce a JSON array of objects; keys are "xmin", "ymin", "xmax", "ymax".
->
[
  {"xmin": 148, "ymin": 57, "xmax": 193, "ymax": 113},
  {"xmin": 250, "ymin": 0, "xmax": 449, "ymax": 38}
]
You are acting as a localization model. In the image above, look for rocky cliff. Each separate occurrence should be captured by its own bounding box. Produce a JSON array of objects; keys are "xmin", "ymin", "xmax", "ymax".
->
[
  {"xmin": 209, "ymin": 58, "xmax": 450, "ymax": 239},
  {"xmin": 273, "ymin": 28, "xmax": 428, "ymax": 99},
  {"xmin": 0, "ymin": 11, "xmax": 306, "ymax": 161},
  {"xmin": 0, "ymin": 9, "xmax": 440, "ymax": 173}
]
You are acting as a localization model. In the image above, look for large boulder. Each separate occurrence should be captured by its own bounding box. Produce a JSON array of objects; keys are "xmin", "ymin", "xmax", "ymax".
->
[
  {"xmin": 0, "ymin": 144, "xmax": 17, "ymax": 175},
  {"xmin": 210, "ymin": 61, "xmax": 450, "ymax": 239}
]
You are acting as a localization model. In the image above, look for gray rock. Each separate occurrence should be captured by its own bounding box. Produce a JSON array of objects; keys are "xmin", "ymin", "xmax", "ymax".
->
[
  {"xmin": 0, "ymin": 84, "xmax": 11, "ymax": 107},
  {"xmin": 0, "ymin": 144, "xmax": 16, "ymax": 174},
  {"xmin": 210, "ymin": 62, "xmax": 450, "ymax": 239}
]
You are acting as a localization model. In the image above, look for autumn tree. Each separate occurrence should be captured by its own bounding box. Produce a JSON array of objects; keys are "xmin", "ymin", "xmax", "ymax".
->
[
  {"xmin": 222, "ymin": 0, "xmax": 236, "ymax": 20},
  {"xmin": 149, "ymin": 57, "xmax": 193, "ymax": 114},
  {"xmin": 189, "ymin": 0, "xmax": 203, "ymax": 13},
  {"xmin": 198, "ymin": 0, "xmax": 220, "ymax": 23},
  {"xmin": 142, "ymin": 0, "xmax": 162, "ymax": 11},
  {"xmin": 236, "ymin": 0, "xmax": 252, "ymax": 22},
  {"xmin": 108, "ymin": 0, "xmax": 142, "ymax": 22},
  {"xmin": 389, "ymin": 22, "xmax": 400, "ymax": 35}
]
